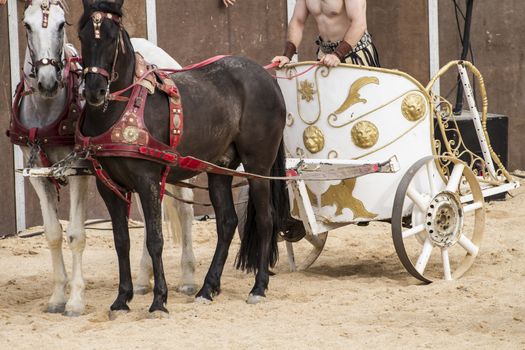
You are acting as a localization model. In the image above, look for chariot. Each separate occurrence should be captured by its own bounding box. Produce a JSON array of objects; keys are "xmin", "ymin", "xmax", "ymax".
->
[{"xmin": 274, "ymin": 60, "xmax": 519, "ymax": 282}]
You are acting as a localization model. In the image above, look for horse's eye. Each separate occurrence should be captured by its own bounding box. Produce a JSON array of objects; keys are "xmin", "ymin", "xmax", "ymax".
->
[{"xmin": 24, "ymin": 23, "xmax": 32, "ymax": 32}]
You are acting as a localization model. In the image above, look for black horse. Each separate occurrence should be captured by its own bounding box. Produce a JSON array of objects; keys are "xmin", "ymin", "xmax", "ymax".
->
[{"xmin": 78, "ymin": 0, "xmax": 289, "ymax": 316}]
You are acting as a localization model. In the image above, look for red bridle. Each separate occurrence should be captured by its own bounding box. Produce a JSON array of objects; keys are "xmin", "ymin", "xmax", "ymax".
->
[{"xmin": 82, "ymin": 10, "xmax": 126, "ymax": 111}]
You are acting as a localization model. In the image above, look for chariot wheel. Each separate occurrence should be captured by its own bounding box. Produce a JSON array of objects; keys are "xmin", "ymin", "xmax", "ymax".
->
[
  {"xmin": 283, "ymin": 232, "xmax": 328, "ymax": 271},
  {"xmin": 392, "ymin": 156, "xmax": 485, "ymax": 283},
  {"xmin": 235, "ymin": 186, "xmax": 327, "ymax": 272}
]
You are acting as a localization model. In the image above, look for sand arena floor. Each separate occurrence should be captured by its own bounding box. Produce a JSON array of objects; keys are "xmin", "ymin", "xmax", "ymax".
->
[{"xmin": 0, "ymin": 181, "xmax": 523, "ymax": 349}]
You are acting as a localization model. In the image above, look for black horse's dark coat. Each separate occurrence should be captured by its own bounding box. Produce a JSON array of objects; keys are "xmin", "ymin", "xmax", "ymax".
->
[{"xmin": 79, "ymin": 0, "xmax": 289, "ymax": 313}]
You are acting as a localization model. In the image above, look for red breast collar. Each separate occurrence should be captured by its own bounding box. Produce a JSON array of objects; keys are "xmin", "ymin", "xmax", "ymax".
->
[{"xmin": 7, "ymin": 63, "xmax": 82, "ymax": 148}]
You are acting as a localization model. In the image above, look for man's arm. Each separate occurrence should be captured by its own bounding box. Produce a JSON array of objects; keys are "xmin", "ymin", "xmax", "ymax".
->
[
  {"xmin": 272, "ymin": 0, "xmax": 309, "ymax": 68},
  {"xmin": 321, "ymin": 0, "xmax": 367, "ymax": 67},
  {"xmin": 342, "ymin": 0, "xmax": 367, "ymax": 47}
]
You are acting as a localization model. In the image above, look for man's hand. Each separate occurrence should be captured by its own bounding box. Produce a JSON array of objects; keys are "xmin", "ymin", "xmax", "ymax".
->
[
  {"xmin": 320, "ymin": 54, "xmax": 341, "ymax": 67},
  {"xmin": 272, "ymin": 56, "xmax": 291, "ymax": 69},
  {"xmin": 223, "ymin": 0, "xmax": 236, "ymax": 7},
  {"xmin": 0, "ymin": 0, "xmax": 7, "ymax": 5}
]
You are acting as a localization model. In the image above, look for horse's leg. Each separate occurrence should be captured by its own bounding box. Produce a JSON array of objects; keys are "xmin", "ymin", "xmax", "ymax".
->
[
  {"xmin": 195, "ymin": 174, "xmax": 237, "ymax": 303},
  {"xmin": 134, "ymin": 194, "xmax": 153, "ymax": 295},
  {"xmin": 63, "ymin": 176, "xmax": 89, "ymax": 317},
  {"xmin": 96, "ymin": 181, "xmax": 133, "ymax": 315},
  {"xmin": 245, "ymin": 177, "xmax": 273, "ymax": 304},
  {"xmin": 164, "ymin": 184, "xmax": 197, "ymax": 295},
  {"xmin": 137, "ymin": 183, "xmax": 169, "ymax": 315},
  {"xmin": 29, "ymin": 178, "xmax": 67, "ymax": 313}
]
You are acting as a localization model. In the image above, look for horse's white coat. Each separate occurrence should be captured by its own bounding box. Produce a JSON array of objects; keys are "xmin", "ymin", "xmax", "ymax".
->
[
  {"xmin": 131, "ymin": 38, "xmax": 197, "ymax": 295},
  {"xmin": 21, "ymin": 1, "xmax": 89, "ymax": 315}
]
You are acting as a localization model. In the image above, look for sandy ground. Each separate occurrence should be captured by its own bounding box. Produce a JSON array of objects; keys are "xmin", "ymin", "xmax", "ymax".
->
[{"xmin": 0, "ymin": 182, "xmax": 524, "ymax": 349}]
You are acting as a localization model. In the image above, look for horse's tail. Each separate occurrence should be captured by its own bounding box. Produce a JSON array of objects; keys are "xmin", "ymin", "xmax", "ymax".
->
[{"xmin": 236, "ymin": 140, "xmax": 290, "ymax": 273}]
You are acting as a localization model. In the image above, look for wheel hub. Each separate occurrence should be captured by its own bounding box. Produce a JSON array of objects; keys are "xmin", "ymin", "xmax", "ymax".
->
[{"xmin": 425, "ymin": 191, "xmax": 463, "ymax": 247}]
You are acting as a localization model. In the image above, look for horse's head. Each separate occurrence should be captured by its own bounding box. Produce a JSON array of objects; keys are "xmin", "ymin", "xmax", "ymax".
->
[
  {"xmin": 23, "ymin": 0, "xmax": 68, "ymax": 98},
  {"xmin": 78, "ymin": 0, "xmax": 125, "ymax": 108}
]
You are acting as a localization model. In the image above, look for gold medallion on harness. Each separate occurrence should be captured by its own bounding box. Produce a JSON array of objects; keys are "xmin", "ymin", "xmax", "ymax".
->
[
  {"xmin": 123, "ymin": 126, "xmax": 140, "ymax": 144},
  {"xmin": 303, "ymin": 125, "xmax": 325, "ymax": 154},
  {"xmin": 402, "ymin": 93, "xmax": 427, "ymax": 121},
  {"xmin": 351, "ymin": 121, "xmax": 379, "ymax": 149}
]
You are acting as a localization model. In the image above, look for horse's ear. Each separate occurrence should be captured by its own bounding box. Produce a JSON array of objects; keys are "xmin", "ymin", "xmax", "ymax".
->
[
  {"xmin": 82, "ymin": 0, "xmax": 96, "ymax": 9},
  {"xmin": 105, "ymin": 0, "xmax": 124, "ymax": 8}
]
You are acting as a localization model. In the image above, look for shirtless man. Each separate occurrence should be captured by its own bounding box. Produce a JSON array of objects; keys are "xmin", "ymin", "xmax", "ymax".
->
[{"xmin": 273, "ymin": 0, "xmax": 379, "ymax": 68}]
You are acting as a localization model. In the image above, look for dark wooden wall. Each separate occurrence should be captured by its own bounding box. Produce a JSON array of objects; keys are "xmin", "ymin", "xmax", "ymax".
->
[{"xmin": 1, "ymin": 0, "xmax": 524, "ymax": 230}]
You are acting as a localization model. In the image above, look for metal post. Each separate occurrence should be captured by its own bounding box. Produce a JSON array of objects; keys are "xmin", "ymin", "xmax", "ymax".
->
[
  {"xmin": 8, "ymin": 0, "xmax": 26, "ymax": 232},
  {"xmin": 286, "ymin": 0, "xmax": 298, "ymax": 61},
  {"xmin": 146, "ymin": 0, "xmax": 157, "ymax": 45},
  {"xmin": 428, "ymin": 0, "xmax": 440, "ymax": 96},
  {"xmin": 453, "ymin": 0, "xmax": 475, "ymax": 114}
]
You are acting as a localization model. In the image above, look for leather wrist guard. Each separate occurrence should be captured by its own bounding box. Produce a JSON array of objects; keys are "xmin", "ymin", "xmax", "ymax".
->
[
  {"xmin": 283, "ymin": 41, "xmax": 297, "ymax": 60},
  {"xmin": 333, "ymin": 40, "xmax": 352, "ymax": 61}
]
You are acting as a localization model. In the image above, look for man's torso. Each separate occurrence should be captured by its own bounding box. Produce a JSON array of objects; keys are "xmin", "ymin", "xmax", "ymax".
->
[{"xmin": 306, "ymin": 0, "xmax": 365, "ymax": 42}]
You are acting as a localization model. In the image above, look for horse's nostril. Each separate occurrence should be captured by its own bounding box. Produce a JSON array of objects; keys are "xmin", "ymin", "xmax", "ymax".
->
[
  {"xmin": 99, "ymin": 89, "xmax": 106, "ymax": 97},
  {"xmin": 38, "ymin": 82, "xmax": 44, "ymax": 91},
  {"xmin": 51, "ymin": 81, "xmax": 59, "ymax": 92}
]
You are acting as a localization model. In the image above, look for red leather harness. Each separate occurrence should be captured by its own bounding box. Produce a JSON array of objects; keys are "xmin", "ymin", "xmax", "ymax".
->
[
  {"xmin": 75, "ymin": 54, "xmax": 228, "ymax": 206},
  {"xmin": 8, "ymin": 55, "xmax": 83, "ymax": 193}
]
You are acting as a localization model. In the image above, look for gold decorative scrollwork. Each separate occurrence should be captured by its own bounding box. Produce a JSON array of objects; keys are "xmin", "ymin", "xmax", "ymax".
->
[
  {"xmin": 298, "ymin": 80, "xmax": 316, "ymax": 103},
  {"xmin": 402, "ymin": 92, "xmax": 427, "ymax": 121},
  {"xmin": 320, "ymin": 179, "xmax": 377, "ymax": 219},
  {"xmin": 334, "ymin": 76, "xmax": 380, "ymax": 115},
  {"xmin": 328, "ymin": 90, "xmax": 420, "ymax": 129},
  {"xmin": 327, "ymin": 150, "xmax": 339, "ymax": 159},
  {"xmin": 351, "ymin": 121, "xmax": 379, "ymax": 149},
  {"xmin": 303, "ymin": 126, "xmax": 325, "ymax": 154},
  {"xmin": 296, "ymin": 147, "xmax": 305, "ymax": 158},
  {"xmin": 286, "ymin": 113, "xmax": 295, "ymax": 127}
]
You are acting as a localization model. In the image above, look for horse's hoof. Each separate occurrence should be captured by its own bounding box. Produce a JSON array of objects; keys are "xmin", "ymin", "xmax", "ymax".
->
[
  {"xmin": 63, "ymin": 310, "xmax": 82, "ymax": 317},
  {"xmin": 177, "ymin": 284, "xmax": 198, "ymax": 296},
  {"xmin": 108, "ymin": 309, "xmax": 129, "ymax": 321},
  {"xmin": 246, "ymin": 294, "xmax": 266, "ymax": 305},
  {"xmin": 46, "ymin": 303, "xmax": 66, "ymax": 314},
  {"xmin": 194, "ymin": 296, "xmax": 212, "ymax": 305},
  {"xmin": 147, "ymin": 310, "xmax": 170, "ymax": 319},
  {"xmin": 134, "ymin": 285, "xmax": 151, "ymax": 295}
]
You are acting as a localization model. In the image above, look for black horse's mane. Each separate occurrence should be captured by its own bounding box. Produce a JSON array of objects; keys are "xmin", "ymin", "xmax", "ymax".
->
[{"xmin": 78, "ymin": 2, "xmax": 123, "ymax": 30}]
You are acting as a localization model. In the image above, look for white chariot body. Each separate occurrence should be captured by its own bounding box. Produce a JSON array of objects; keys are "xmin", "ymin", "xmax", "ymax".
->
[{"xmin": 276, "ymin": 61, "xmax": 520, "ymax": 282}]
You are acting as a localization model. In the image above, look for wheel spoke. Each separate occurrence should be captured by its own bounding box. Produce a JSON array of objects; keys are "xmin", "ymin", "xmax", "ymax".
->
[
  {"xmin": 446, "ymin": 164, "xmax": 465, "ymax": 192},
  {"xmin": 285, "ymin": 242, "xmax": 297, "ymax": 272},
  {"xmin": 441, "ymin": 248, "xmax": 452, "ymax": 280},
  {"xmin": 458, "ymin": 234, "xmax": 479, "ymax": 256},
  {"xmin": 415, "ymin": 239, "xmax": 434, "ymax": 274},
  {"xmin": 464, "ymin": 201, "xmax": 483, "ymax": 214},
  {"xmin": 426, "ymin": 161, "xmax": 438, "ymax": 196},
  {"xmin": 407, "ymin": 185, "xmax": 430, "ymax": 211},
  {"xmin": 402, "ymin": 224, "xmax": 426, "ymax": 239},
  {"xmin": 304, "ymin": 233, "xmax": 325, "ymax": 249}
]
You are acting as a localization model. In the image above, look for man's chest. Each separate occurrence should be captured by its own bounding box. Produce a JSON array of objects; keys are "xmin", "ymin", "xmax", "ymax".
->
[{"xmin": 306, "ymin": 0, "xmax": 345, "ymax": 17}]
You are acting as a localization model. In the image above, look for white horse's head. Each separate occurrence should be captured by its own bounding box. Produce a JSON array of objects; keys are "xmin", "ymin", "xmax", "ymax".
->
[{"xmin": 23, "ymin": 0, "xmax": 69, "ymax": 98}]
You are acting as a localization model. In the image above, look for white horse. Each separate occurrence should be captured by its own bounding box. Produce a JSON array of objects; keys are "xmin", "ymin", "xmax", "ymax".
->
[
  {"xmin": 18, "ymin": 0, "xmax": 89, "ymax": 316},
  {"xmin": 18, "ymin": 1, "xmax": 196, "ymax": 316},
  {"xmin": 130, "ymin": 38, "xmax": 197, "ymax": 296}
]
